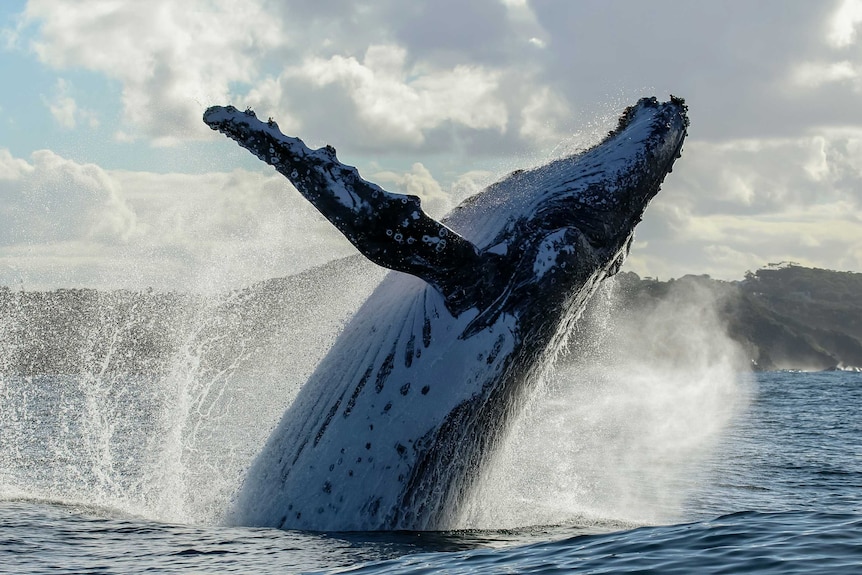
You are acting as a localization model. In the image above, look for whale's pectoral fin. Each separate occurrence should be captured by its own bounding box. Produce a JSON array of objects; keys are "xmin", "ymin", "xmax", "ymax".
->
[{"xmin": 204, "ymin": 105, "xmax": 488, "ymax": 315}]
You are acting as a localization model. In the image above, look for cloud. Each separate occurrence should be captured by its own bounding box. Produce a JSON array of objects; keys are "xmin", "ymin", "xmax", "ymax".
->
[
  {"xmin": 22, "ymin": 0, "xmax": 286, "ymax": 144},
  {"xmin": 43, "ymin": 78, "xmax": 77, "ymax": 129},
  {"xmin": 653, "ymin": 134, "xmax": 862, "ymax": 220},
  {"xmin": 0, "ymin": 148, "xmax": 135, "ymax": 245},
  {"xmin": 0, "ymin": 146, "xmax": 341, "ymax": 290},
  {"xmin": 528, "ymin": 1, "xmax": 862, "ymax": 141},
  {"xmin": 626, "ymin": 199, "xmax": 862, "ymax": 281},
  {"xmin": 371, "ymin": 162, "xmax": 454, "ymax": 218},
  {"xmin": 385, "ymin": 0, "xmax": 511, "ymax": 62},
  {"xmin": 7, "ymin": 0, "xmax": 862, "ymax": 284},
  {"xmin": 792, "ymin": 61, "xmax": 858, "ymax": 89},
  {"xmin": 622, "ymin": 129, "xmax": 862, "ymax": 280},
  {"xmin": 519, "ymin": 85, "xmax": 570, "ymax": 145},
  {"xmin": 292, "ymin": 46, "xmax": 507, "ymax": 148},
  {"xmin": 288, "ymin": 45, "xmax": 508, "ymax": 147},
  {"xmin": 1, "ymin": 147, "xmax": 504, "ymax": 291},
  {"xmin": 781, "ymin": 0, "xmax": 862, "ymax": 126},
  {"xmin": 15, "ymin": 1, "xmax": 862, "ymax": 148},
  {"xmin": 0, "ymin": 148, "xmax": 33, "ymax": 180},
  {"xmin": 787, "ymin": 0, "xmax": 862, "ymax": 101},
  {"xmin": 17, "ymin": 0, "xmax": 568, "ymax": 155},
  {"xmin": 828, "ymin": 0, "xmax": 862, "ymax": 48},
  {"xmin": 110, "ymin": 168, "xmax": 357, "ymax": 291},
  {"xmin": 42, "ymin": 78, "xmax": 98, "ymax": 129}
]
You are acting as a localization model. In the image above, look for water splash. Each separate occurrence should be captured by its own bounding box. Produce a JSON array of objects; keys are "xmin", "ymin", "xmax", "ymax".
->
[
  {"xmin": 1, "ymin": 260, "xmax": 749, "ymax": 530},
  {"xmin": 0, "ymin": 291, "xmax": 237, "ymax": 521},
  {"xmin": 0, "ymin": 258, "xmax": 383, "ymax": 524},
  {"xmin": 461, "ymin": 277, "xmax": 753, "ymax": 529}
]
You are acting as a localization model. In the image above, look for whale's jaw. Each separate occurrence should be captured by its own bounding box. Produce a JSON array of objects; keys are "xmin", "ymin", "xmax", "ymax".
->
[{"xmin": 205, "ymin": 97, "xmax": 689, "ymax": 531}]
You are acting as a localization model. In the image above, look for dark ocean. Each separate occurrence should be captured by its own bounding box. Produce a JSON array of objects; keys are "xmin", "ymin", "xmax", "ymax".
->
[{"xmin": 1, "ymin": 368, "xmax": 859, "ymax": 574}]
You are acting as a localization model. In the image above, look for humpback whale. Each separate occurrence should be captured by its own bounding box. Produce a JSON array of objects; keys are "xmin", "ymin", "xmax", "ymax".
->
[{"xmin": 204, "ymin": 96, "xmax": 689, "ymax": 531}]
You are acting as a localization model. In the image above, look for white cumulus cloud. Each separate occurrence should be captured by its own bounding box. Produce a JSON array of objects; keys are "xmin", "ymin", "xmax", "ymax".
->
[
  {"xmin": 42, "ymin": 78, "xmax": 99, "ymax": 130},
  {"xmin": 0, "ymin": 148, "xmax": 135, "ymax": 245},
  {"xmin": 371, "ymin": 162, "xmax": 454, "ymax": 219},
  {"xmin": 0, "ymin": 147, "xmax": 505, "ymax": 291},
  {"xmin": 828, "ymin": 0, "xmax": 862, "ymax": 48},
  {"xmin": 5, "ymin": 0, "xmax": 862, "ymax": 285},
  {"xmin": 23, "ymin": 0, "xmax": 286, "ymax": 144},
  {"xmin": 290, "ymin": 45, "xmax": 508, "ymax": 147}
]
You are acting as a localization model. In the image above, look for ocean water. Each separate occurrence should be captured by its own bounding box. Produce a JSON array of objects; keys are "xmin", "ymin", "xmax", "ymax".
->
[{"xmin": 1, "ymin": 368, "xmax": 860, "ymax": 574}]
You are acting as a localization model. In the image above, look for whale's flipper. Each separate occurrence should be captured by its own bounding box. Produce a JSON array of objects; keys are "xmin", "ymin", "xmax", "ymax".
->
[{"xmin": 204, "ymin": 106, "xmax": 488, "ymax": 315}]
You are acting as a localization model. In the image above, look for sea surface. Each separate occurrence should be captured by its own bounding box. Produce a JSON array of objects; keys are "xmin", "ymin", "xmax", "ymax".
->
[{"xmin": 1, "ymin": 370, "xmax": 860, "ymax": 574}]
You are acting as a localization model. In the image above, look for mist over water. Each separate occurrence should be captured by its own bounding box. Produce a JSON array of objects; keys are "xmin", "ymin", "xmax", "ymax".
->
[
  {"xmin": 0, "ymin": 257, "xmax": 750, "ymax": 531},
  {"xmin": 463, "ymin": 278, "xmax": 752, "ymax": 529},
  {"xmin": 0, "ymin": 258, "xmax": 385, "ymax": 525}
]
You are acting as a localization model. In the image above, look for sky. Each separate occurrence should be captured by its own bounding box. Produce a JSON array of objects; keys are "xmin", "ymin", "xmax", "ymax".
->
[{"xmin": 1, "ymin": 0, "xmax": 861, "ymax": 292}]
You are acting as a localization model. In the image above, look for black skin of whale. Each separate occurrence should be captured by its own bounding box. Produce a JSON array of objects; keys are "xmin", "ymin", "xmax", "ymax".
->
[{"xmin": 204, "ymin": 97, "xmax": 689, "ymax": 530}]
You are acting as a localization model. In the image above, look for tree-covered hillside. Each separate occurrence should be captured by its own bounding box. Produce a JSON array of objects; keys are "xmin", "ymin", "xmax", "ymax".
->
[
  {"xmin": 2, "ymin": 261, "xmax": 861, "ymax": 376},
  {"xmin": 609, "ymin": 264, "xmax": 862, "ymax": 371}
]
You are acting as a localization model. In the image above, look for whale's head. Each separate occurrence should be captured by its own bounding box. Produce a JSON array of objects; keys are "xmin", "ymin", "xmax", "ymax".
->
[{"xmin": 445, "ymin": 97, "xmax": 689, "ymax": 335}]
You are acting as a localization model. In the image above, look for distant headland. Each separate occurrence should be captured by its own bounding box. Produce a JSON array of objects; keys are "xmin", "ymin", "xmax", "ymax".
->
[
  {"xmin": 608, "ymin": 263, "xmax": 862, "ymax": 372},
  {"xmin": 1, "ymin": 260, "xmax": 860, "ymax": 375}
]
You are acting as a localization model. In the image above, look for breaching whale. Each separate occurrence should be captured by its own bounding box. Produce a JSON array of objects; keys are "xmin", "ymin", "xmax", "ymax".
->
[{"xmin": 204, "ymin": 96, "xmax": 689, "ymax": 531}]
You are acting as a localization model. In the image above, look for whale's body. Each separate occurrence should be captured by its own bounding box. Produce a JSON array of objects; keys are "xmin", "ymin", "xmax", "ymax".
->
[{"xmin": 205, "ymin": 97, "xmax": 689, "ymax": 531}]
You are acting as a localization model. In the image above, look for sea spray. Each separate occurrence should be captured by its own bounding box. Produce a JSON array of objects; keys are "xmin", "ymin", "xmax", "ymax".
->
[
  {"xmin": 0, "ymin": 258, "xmax": 383, "ymax": 523},
  {"xmin": 1, "ymin": 258, "xmax": 747, "ymax": 530},
  {"xmin": 461, "ymin": 276, "xmax": 753, "ymax": 529}
]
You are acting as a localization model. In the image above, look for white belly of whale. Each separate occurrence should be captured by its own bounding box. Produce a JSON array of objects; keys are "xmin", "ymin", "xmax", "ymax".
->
[{"xmin": 230, "ymin": 272, "xmax": 520, "ymax": 530}]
